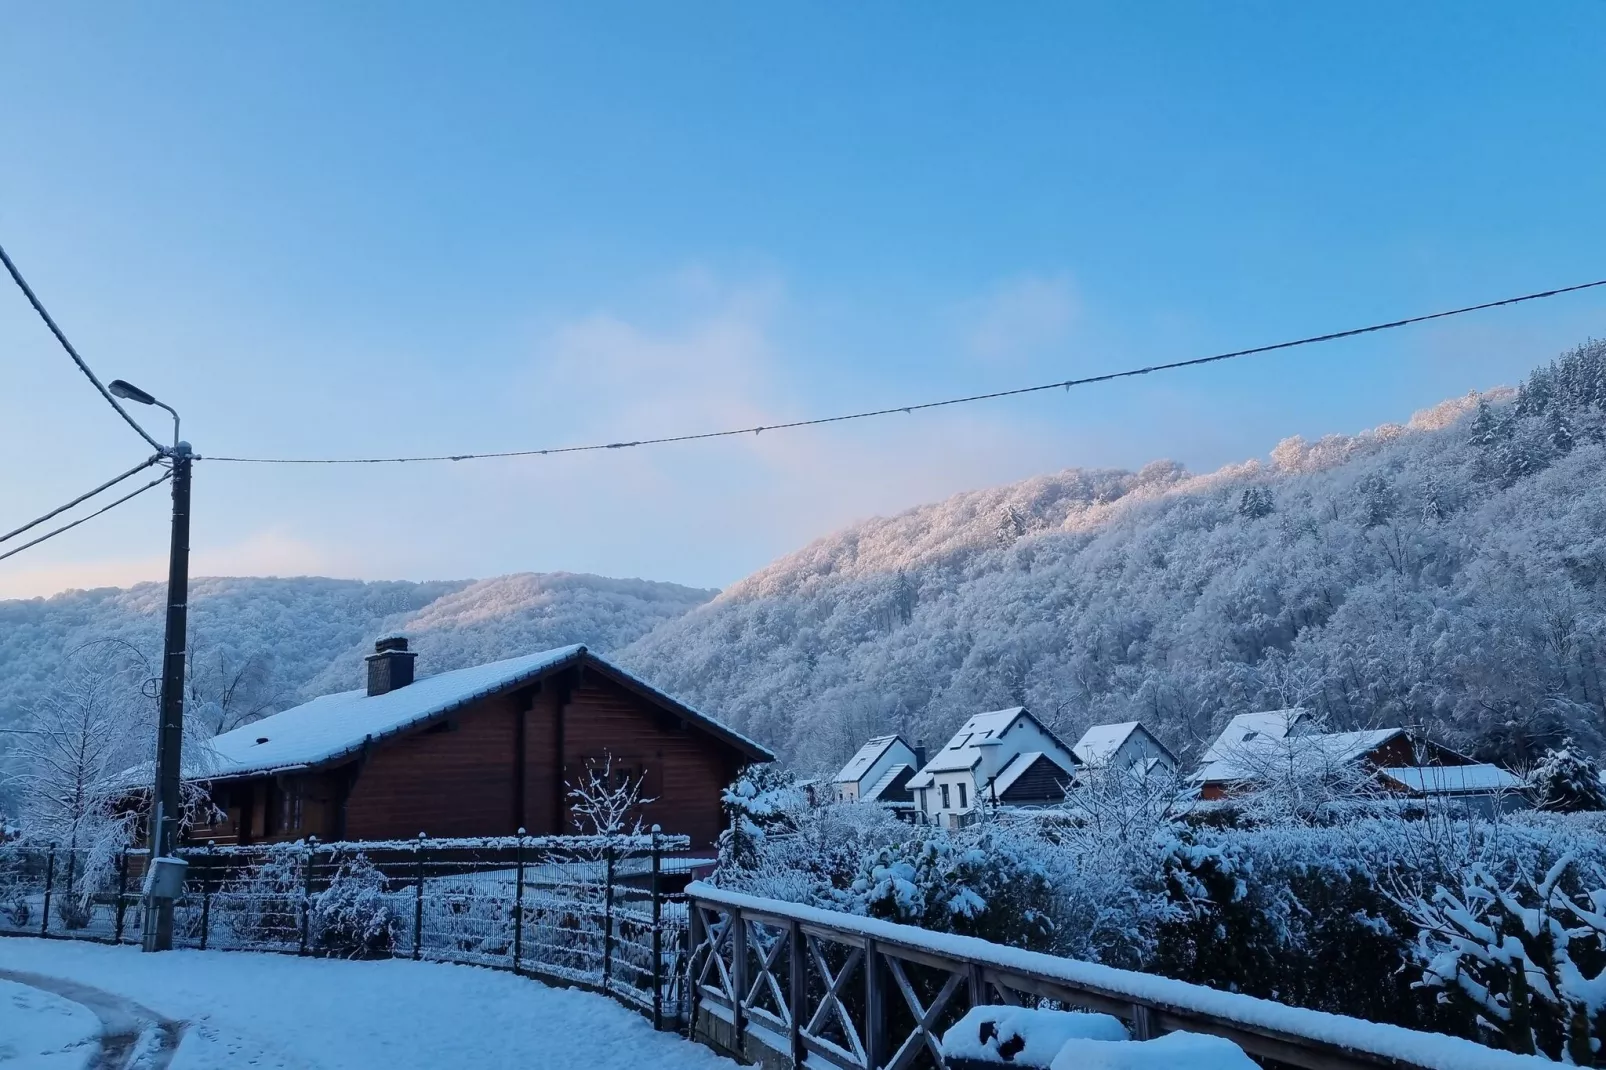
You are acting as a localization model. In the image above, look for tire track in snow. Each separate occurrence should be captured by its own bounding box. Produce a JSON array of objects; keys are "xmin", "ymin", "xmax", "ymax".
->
[{"xmin": 0, "ymin": 968, "xmax": 183, "ymax": 1069}]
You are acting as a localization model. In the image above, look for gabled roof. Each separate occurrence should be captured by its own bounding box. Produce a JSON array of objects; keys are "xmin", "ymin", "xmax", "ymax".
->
[
  {"xmin": 168, "ymin": 645, "xmax": 772, "ymax": 783},
  {"xmin": 862, "ymin": 763, "xmax": 914, "ymax": 803},
  {"xmin": 991, "ymin": 751, "xmax": 1074, "ymax": 798},
  {"xmin": 1200, "ymin": 709, "xmax": 1311, "ymax": 764},
  {"xmin": 834, "ymin": 735, "xmax": 910, "ymax": 787},
  {"xmin": 1379, "ymin": 765, "xmax": 1525, "ymax": 795},
  {"xmin": 1194, "ymin": 727, "xmax": 1403, "ymax": 785},
  {"xmin": 1072, "ymin": 721, "xmax": 1177, "ymax": 767},
  {"xmin": 907, "ymin": 707, "xmax": 1076, "ymax": 791}
]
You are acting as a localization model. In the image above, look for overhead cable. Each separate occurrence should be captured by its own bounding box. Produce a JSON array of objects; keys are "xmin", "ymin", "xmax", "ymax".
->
[
  {"xmin": 0, "ymin": 240, "xmax": 165, "ymax": 452},
  {"xmin": 0, "ymin": 454, "xmax": 164, "ymax": 545},
  {"xmin": 199, "ymin": 277, "xmax": 1606, "ymax": 466},
  {"xmin": 0, "ymin": 471, "xmax": 172, "ymax": 564}
]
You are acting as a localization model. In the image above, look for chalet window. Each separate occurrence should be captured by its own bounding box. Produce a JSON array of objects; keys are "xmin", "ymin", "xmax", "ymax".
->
[
  {"xmin": 940, "ymin": 784, "xmax": 951, "ymax": 809},
  {"xmin": 958, "ymin": 782, "xmax": 968, "ymax": 809}
]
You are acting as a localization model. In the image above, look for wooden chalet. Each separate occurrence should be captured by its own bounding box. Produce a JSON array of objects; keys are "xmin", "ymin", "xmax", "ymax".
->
[
  {"xmin": 1191, "ymin": 722, "xmax": 1479, "ymax": 802},
  {"xmin": 175, "ymin": 638, "xmax": 772, "ymax": 848}
]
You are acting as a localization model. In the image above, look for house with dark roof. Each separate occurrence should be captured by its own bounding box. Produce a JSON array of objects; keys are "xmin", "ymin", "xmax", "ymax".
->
[
  {"xmin": 166, "ymin": 638, "xmax": 772, "ymax": 848},
  {"xmin": 832, "ymin": 735, "xmax": 925, "ymax": 807},
  {"xmin": 907, "ymin": 707, "xmax": 1078, "ymax": 826}
]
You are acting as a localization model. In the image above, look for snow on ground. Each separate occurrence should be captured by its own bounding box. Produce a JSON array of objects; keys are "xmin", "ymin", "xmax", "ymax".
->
[
  {"xmin": 0, "ymin": 939, "xmax": 735, "ymax": 1070},
  {"xmin": 0, "ymin": 978, "xmax": 98, "ymax": 1069}
]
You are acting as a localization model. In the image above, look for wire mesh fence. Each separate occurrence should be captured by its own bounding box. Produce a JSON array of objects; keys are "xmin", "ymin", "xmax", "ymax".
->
[{"xmin": 0, "ymin": 832, "xmax": 695, "ymax": 1028}]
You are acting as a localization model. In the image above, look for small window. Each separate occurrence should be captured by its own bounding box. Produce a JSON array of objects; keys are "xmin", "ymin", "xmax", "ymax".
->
[
  {"xmin": 940, "ymin": 784, "xmax": 951, "ymax": 809},
  {"xmin": 950, "ymin": 734, "xmax": 972, "ymax": 750},
  {"xmin": 958, "ymin": 782, "xmax": 968, "ymax": 809}
]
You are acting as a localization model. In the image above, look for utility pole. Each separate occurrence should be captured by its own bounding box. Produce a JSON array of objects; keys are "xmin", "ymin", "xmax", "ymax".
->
[
  {"xmin": 107, "ymin": 378, "xmax": 191, "ymax": 953},
  {"xmin": 142, "ymin": 441, "xmax": 191, "ymax": 950}
]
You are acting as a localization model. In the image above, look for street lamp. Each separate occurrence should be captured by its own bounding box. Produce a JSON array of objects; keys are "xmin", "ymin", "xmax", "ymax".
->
[
  {"xmin": 110, "ymin": 377, "xmax": 192, "ymax": 952},
  {"xmin": 109, "ymin": 379, "xmax": 180, "ymax": 450}
]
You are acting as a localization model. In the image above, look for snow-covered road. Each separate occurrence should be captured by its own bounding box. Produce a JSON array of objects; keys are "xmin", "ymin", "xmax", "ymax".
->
[{"xmin": 0, "ymin": 938, "xmax": 736, "ymax": 1069}]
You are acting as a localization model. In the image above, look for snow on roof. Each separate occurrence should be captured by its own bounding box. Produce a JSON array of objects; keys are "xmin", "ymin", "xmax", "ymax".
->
[
  {"xmin": 1194, "ymin": 728, "xmax": 1403, "ymax": 785},
  {"xmin": 921, "ymin": 707, "xmax": 1031, "ymax": 774},
  {"xmin": 907, "ymin": 768, "xmax": 935, "ymax": 790},
  {"xmin": 1200, "ymin": 709, "xmax": 1311, "ymax": 763},
  {"xmin": 1379, "ymin": 765, "xmax": 1525, "ymax": 795},
  {"xmin": 862, "ymin": 763, "xmax": 913, "ymax": 803},
  {"xmin": 834, "ymin": 735, "xmax": 906, "ymax": 786},
  {"xmin": 169, "ymin": 644, "xmax": 770, "ymax": 783},
  {"xmin": 1073, "ymin": 722, "xmax": 1140, "ymax": 765}
]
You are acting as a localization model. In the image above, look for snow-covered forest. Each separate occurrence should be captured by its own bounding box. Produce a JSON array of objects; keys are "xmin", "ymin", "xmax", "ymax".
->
[
  {"xmin": 0, "ymin": 572, "xmax": 713, "ymax": 737},
  {"xmin": 623, "ymin": 341, "xmax": 1606, "ymax": 773}
]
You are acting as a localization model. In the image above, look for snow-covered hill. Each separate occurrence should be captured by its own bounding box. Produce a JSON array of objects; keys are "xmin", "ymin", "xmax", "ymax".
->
[
  {"xmin": 620, "ymin": 342, "xmax": 1606, "ymax": 773},
  {"xmin": 0, "ymin": 573, "xmax": 714, "ymax": 732}
]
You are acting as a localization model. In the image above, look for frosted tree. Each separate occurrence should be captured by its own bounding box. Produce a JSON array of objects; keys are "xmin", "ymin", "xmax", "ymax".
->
[
  {"xmin": 1531, "ymin": 745, "xmax": 1606, "ymax": 813},
  {"xmin": 565, "ymin": 753, "xmax": 654, "ymax": 838}
]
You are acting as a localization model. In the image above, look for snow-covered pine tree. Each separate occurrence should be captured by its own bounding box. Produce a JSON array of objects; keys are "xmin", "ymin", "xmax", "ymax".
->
[{"xmin": 1532, "ymin": 745, "xmax": 1606, "ymax": 813}]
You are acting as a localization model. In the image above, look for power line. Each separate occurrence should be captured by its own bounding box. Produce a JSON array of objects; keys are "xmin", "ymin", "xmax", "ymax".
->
[
  {"xmin": 201, "ymin": 277, "xmax": 1606, "ymax": 466},
  {"xmin": 0, "ymin": 454, "xmax": 163, "ymax": 545},
  {"xmin": 0, "ymin": 470, "xmax": 172, "ymax": 564},
  {"xmin": 0, "ymin": 239, "xmax": 165, "ymax": 452}
]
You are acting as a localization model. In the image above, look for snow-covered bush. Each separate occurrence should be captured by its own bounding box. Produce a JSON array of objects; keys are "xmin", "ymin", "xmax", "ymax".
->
[
  {"xmin": 311, "ymin": 854, "xmax": 401, "ymax": 959},
  {"xmin": 717, "ymin": 764, "xmax": 808, "ymax": 873},
  {"xmin": 839, "ymin": 827, "xmax": 1058, "ymax": 948},
  {"xmin": 1400, "ymin": 853, "xmax": 1606, "ymax": 1062},
  {"xmin": 1531, "ymin": 745, "xmax": 1606, "ymax": 813},
  {"xmin": 213, "ymin": 845, "xmax": 307, "ymax": 951}
]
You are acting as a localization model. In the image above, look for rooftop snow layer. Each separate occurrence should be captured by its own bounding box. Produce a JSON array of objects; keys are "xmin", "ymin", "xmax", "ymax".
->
[
  {"xmin": 921, "ymin": 707, "xmax": 1029, "ymax": 774},
  {"xmin": 1194, "ymin": 728, "xmax": 1402, "ymax": 785},
  {"xmin": 150, "ymin": 644, "xmax": 770, "ymax": 783},
  {"xmin": 1073, "ymin": 722, "xmax": 1140, "ymax": 765},
  {"xmin": 834, "ymin": 735, "xmax": 906, "ymax": 786},
  {"xmin": 1199, "ymin": 709, "xmax": 1310, "ymax": 764},
  {"xmin": 862, "ymin": 763, "xmax": 912, "ymax": 803},
  {"xmin": 1379, "ymin": 764, "xmax": 1525, "ymax": 795}
]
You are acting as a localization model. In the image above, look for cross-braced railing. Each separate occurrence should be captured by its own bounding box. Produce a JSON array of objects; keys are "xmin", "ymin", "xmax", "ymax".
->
[{"xmin": 685, "ymin": 881, "xmax": 1554, "ymax": 1070}]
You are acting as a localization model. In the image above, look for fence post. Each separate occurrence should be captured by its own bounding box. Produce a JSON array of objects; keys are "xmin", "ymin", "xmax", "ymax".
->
[
  {"xmin": 413, "ymin": 832, "xmax": 425, "ymax": 961},
  {"xmin": 686, "ymin": 900, "xmax": 703, "ymax": 1041},
  {"xmin": 730, "ymin": 906, "xmax": 747, "ymax": 1052},
  {"xmin": 865, "ymin": 938, "xmax": 887, "ymax": 1070},
  {"xmin": 63, "ymin": 846, "xmax": 77, "ymax": 907},
  {"xmin": 650, "ymin": 827, "xmax": 663, "ymax": 1030},
  {"xmin": 788, "ymin": 919, "xmax": 806, "ymax": 1066},
  {"xmin": 200, "ymin": 841, "xmax": 214, "ymax": 951},
  {"xmin": 299, "ymin": 837, "xmax": 317, "ymax": 956},
  {"xmin": 113, "ymin": 849, "xmax": 129, "ymax": 943},
  {"xmin": 513, "ymin": 828, "xmax": 526, "ymax": 974},
  {"xmin": 41, "ymin": 844, "xmax": 56, "ymax": 936},
  {"xmin": 603, "ymin": 842, "xmax": 616, "ymax": 992}
]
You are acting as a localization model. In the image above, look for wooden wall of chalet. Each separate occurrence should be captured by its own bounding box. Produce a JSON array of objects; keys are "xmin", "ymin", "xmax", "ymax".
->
[{"xmin": 341, "ymin": 668, "xmax": 743, "ymax": 846}]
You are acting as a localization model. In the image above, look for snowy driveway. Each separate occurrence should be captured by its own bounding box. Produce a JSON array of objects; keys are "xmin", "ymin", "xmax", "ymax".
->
[{"xmin": 0, "ymin": 938, "xmax": 736, "ymax": 1069}]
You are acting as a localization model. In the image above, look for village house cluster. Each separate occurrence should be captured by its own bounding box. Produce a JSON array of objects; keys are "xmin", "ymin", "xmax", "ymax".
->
[{"xmin": 832, "ymin": 705, "xmax": 1526, "ymax": 827}]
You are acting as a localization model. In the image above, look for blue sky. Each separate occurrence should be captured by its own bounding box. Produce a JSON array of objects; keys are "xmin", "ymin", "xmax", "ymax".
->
[{"xmin": 2, "ymin": 3, "xmax": 1604, "ymax": 598}]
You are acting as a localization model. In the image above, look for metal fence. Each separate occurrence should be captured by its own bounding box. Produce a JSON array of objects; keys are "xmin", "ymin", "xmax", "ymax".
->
[{"xmin": 0, "ymin": 832, "xmax": 696, "ymax": 1029}]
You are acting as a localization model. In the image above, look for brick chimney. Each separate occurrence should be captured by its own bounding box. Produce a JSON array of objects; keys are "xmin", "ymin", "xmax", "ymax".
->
[
  {"xmin": 366, "ymin": 635, "xmax": 416, "ymax": 697},
  {"xmin": 913, "ymin": 739, "xmax": 928, "ymax": 769}
]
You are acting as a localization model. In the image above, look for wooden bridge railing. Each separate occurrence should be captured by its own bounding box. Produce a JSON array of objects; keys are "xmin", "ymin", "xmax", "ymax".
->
[{"xmin": 684, "ymin": 881, "xmax": 1554, "ymax": 1070}]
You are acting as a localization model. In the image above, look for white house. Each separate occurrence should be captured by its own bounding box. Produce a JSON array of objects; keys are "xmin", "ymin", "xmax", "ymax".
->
[
  {"xmin": 907, "ymin": 707, "xmax": 1078, "ymax": 827},
  {"xmin": 1071, "ymin": 721, "xmax": 1178, "ymax": 775},
  {"xmin": 832, "ymin": 735, "xmax": 924, "ymax": 804}
]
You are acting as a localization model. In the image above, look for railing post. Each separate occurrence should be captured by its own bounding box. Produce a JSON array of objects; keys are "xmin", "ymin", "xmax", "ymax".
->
[
  {"xmin": 603, "ymin": 843, "xmax": 616, "ymax": 992},
  {"xmin": 512, "ymin": 828, "xmax": 526, "ymax": 975},
  {"xmin": 413, "ymin": 832, "xmax": 426, "ymax": 961},
  {"xmin": 865, "ymin": 938, "xmax": 887, "ymax": 1070},
  {"xmin": 650, "ymin": 827, "xmax": 663, "ymax": 1030},
  {"xmin": 41, "ymin": 843, "xmax": 56, "ymax": 936},
  {"xmin": 686, "ymin": 899, "xmax": 703, "ymax": 1041},
  {"xmin": 730, "ymin": 907, "xmax": 747, "ymax": 1052},
  {"xmin": 200, "ymin": 841, "xmax": 214, "ymax": 951},
  {"xmin": 968, "ymin": 962, "xmax": 986, "ymax": 1008},
  {"xmin": 299, "ymin": 837, "xmax": 317, "ymax": 956},
  {"xmin": 1130, "ymin": 1003, "xmax": 1158, "ymax": 1041},
  {"xmin": 113, "ymin": 849, "xmax": 129, "ymax": 943},
  {"xmin": 789, "ymin": 919, "xmax": 806, "ymax": 1067}
]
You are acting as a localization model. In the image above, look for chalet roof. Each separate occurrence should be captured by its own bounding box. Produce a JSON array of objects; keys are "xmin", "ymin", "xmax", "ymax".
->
[
  {"xmin": 1379, "ymin": 765, "xmax": 1525, "ymax": 795},
  {"xmin": 907, "ymin": 707, "xmax": 1077, "ymax": 790},
  {"xmin": 159, "ymin": 644, "xmax": 771, "ymax": 783},
  {"xmin": 834, "ymin": 735, "xmax": 908, "ymax": 787},
  {"xmin": 1199, "ymin": 709, "xmax": 1311, "ymax": 764},
  {"xmin": 990, "ymin": 751, "xmax": 1074, "ymax": 798},
  {"xmin": 1193, "ymin": 727, "xmax": 1403, "ymax": 786},
  {"xmin": 862, "ymin": 763, "xmax": 913, "ymax": 803},
  {"xmin": 1072, "ymin": 722, "xmax": 1140, "ymax": 765}
]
